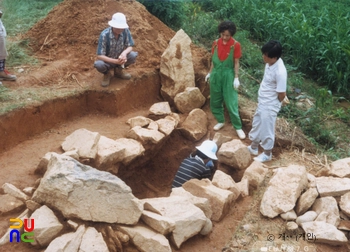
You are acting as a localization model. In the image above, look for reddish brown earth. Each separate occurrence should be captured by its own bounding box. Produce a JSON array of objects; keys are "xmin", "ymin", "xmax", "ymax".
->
[{"xmin": 0, "ymin": 0, "xmax": 349, "ymax": 251}]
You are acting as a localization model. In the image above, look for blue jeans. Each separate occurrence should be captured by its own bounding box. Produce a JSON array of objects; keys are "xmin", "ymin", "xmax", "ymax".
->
[{"xmin": 94, "ymin": 51, "xmax": 138, "ymax": 74}]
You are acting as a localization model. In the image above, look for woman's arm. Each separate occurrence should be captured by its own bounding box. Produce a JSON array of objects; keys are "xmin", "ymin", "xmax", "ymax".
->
[{"xmin": 234, "ymin": 58, "xmax": 240, "ymax": 78}]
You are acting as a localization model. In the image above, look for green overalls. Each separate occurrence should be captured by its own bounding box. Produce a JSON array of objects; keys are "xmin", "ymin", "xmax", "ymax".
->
[{"xmin": 209, "ymin": 41, "xmax": 242, "ymax": 129}]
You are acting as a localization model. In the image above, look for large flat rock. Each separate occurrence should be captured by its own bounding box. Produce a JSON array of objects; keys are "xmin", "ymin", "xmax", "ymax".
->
[{"xmin": 32, "ymin": 153, "xmax": 143, "ymax": 224}]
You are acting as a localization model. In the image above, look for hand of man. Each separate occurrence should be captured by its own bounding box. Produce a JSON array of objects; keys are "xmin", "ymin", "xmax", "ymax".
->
[
  {"xmin": 115, "ymin": 58, "xmax": 126, "ymax": 65},
  {"xmin": 205, "ymin": 73, "xmax": 210, "ymax": 83},
  {"xmin": 281, "ymin": 96, "xmax": 290, "ymax": 106},
  {"xmin": 233, "ymin": 77, "xmax": 240, "ymax": 89},
  {"xmin": 118, "ymin": 53, "xmax": 127, "ymax": 61}
]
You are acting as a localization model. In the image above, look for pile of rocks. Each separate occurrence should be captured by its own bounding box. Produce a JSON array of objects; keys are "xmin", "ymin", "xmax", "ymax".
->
[
  {"xmin": 0, "ymin": 144, "xmax": 259, "ymax": 251},
  {"xmin": 0, "ymin": 102, "xmax": 264, "ymax": 251},
  {"xmin": 260, "ymin": 158, "xmax": 350, "ymax": 246}
]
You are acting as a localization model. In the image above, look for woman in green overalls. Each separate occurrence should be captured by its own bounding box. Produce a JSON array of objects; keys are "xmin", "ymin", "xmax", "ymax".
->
[{"xmin": 205, "ymin": 21, "xmax": 245, "ymax": 139}]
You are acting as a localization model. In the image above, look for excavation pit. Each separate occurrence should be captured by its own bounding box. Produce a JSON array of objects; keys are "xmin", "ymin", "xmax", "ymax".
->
[{"xmin": 0, "ymin": 71, "xmax": 252, "ymax": 252}]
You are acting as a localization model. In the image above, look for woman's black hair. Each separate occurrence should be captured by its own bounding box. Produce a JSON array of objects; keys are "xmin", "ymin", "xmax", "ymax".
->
[
  {"xmin": 218, "ymin": 20, "xmax": 236, "ymax": 36},
  {"xmin": 261, "ymin": 40, "xmax": 283, "ymax": 59}
]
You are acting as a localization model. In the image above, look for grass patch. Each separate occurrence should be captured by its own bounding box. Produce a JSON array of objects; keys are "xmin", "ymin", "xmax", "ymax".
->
[
  {"xmin": 0, "ymin": 86, "xmax": 86, "ymax": 115},
  {"xmin": 0, "ymin": 0, "xmax": 63, "ymax": 68},
  {"xmin": 6, "ymin": 39, "xmax": 38, "ymax": 67},
  {"xmin": 1, "ymin": 0, "xmax": 63, "ymax": 36}
]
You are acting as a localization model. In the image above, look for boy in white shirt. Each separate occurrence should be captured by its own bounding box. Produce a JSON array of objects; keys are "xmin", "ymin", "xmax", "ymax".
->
[{"xmin": 248, "ymin": 40, "xmax": 287, "ymax": 162}]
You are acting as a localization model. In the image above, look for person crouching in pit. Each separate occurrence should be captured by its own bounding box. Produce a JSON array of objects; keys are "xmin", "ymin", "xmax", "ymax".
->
[{"xmin": 172, "ymin": 140, "xmax": 218, "ymax": 188}]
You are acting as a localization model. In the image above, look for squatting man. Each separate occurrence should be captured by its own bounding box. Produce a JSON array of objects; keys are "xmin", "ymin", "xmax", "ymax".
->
[{"xmin": 94, "ymin": 12, "xmax": 138, "ymax": 87}]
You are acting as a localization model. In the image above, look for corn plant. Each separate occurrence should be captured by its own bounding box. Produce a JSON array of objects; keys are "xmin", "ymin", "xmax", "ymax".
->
[{"xmin": 196, "ymin": 0, "xmax": 350, "ymax": 95}]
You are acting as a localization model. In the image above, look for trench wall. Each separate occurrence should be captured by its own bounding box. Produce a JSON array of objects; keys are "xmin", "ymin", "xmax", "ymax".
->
[{"xmin": 0, "ymin": 73, "xmax": 161, "ymax": 154}]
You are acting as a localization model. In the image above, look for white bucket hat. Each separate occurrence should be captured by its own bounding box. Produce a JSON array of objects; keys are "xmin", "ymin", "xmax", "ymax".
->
[
  {"xmin": 108, "ymin": 13, "xmax": 129, "ymax": 29},
  {"xmin": 196, "ymin": 140, "xmax": 218, "ymax": 160}
]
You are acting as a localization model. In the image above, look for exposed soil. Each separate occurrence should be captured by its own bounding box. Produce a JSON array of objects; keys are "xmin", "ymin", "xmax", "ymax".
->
[{"xmin": 0, "ymin": 0, "xmax": 349, "ymax": 251}]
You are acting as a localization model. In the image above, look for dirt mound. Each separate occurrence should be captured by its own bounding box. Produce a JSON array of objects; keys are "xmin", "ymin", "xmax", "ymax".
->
[{"xmin": 18, "ymin": 0, "xmax": 208, "ymax": 87}]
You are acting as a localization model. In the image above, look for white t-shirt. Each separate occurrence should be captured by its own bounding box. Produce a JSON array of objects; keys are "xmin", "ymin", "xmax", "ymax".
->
[{"xmin": 258, "ymin": 58, "xmax": 287, "ymax": 105}]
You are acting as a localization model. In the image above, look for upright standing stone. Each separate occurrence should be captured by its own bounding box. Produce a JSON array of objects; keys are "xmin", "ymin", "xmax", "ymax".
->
[{"xmin": 160, "ymin": 29, "xmax": 195, "ymax": 104}]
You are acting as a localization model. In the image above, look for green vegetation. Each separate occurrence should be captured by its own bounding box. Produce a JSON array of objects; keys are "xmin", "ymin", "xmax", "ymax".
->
[
  {"xmin": 1, "ymin": 0, "xmax": 63, "ymax": 36},
  {"xmin": 0, "ymin": 86, "xmax": 83, "ymax": 115},
  {"xmin": 138, "ymin": 0, "xmax": 188, "ymax": 30},
  {"xmin": 140, "ymin": 0, "xmax": 350, "ymax": 95},
  {"xmin": 229, "ymin": 0, "xmax": 350, "ymax": 95},
  {"xmin": 0, "ymin": 0, "xmax": 62, "ymax": 66},
  {"xmin": 0, "ymin": 0, "xmax": 64, "ymax": 113},
  {"xmin": 139, "ymin": 0, "xmax": 350, "ymax": 159}
]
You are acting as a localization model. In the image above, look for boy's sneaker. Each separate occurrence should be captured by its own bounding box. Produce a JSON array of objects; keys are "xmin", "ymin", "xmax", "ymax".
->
[
  {"xmin": 236, "ymin": 129, "xmax": 246, "ymax": 139},
  {"xmin": 0, "ymin": 70, "xmax": 17, "ymax": 81},
  {"xmin": 213, "ymin": 123, "xmax": 225, "ymax": 131},
  {"xmin": 254, "ymin": 153, "xmax": 272, "ymax": 162},
  {"xmin": 247, "ymin": 145, "xmax": 258, "ymax": 156},
  {"xmin": 101, "ymin": 72, "xmax": 111, "ymax": 87}
]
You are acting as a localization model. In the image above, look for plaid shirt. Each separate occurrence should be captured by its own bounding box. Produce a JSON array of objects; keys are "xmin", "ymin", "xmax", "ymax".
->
[{"xmin": 96, "ymin": 27, "xmax": 134, "ymax": 59}]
